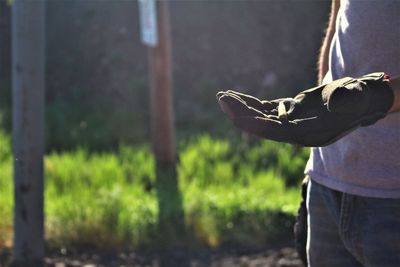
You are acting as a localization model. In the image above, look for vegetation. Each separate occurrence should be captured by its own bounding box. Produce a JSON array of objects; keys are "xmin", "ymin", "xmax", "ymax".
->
[{"xmin": 0, "ymin": 130, "xmax": 309, "ymax": 249}]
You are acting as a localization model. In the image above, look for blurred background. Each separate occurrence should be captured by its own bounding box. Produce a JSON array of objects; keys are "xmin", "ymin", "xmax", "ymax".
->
[{"xmin": 0, "ymin": 0, "xmax": 330, "ymax": 266}]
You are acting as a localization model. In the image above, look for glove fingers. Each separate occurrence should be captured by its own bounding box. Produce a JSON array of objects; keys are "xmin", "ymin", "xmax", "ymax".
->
[
  {"xmin": 224, "ymin": 90, "xmax": 276, "ymax": 111},
  {"xmin": 216, "ymin": 91, "xmax": 226, "ymax": 99},
  {"xmin": 218, "ymin": 94, "xmax": 266, "ymax": 119},
  {"xmin": 233, "ymin": 116, "xmax": 294, "ymax": 142}
]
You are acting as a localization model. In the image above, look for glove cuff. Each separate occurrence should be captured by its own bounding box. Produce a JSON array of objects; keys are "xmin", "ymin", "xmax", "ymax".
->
[
  {"xmin": 367, "ymin": 73, "xmax": 394, "ymax": 113},
  {"xmin": 362, "ymin": 77, "xmax": 394, "ymax": 126}
]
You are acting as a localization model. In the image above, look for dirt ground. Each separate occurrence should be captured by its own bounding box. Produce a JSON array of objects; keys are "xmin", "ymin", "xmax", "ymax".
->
[{"xmin": 1, "ymin": 245, "xmax": 304, "ymax": 267}]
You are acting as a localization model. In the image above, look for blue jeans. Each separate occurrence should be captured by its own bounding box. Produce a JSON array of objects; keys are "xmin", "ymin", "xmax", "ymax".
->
[{"xmin": 307, "ymin": 179, "xmax": 400, "ymax": 267}]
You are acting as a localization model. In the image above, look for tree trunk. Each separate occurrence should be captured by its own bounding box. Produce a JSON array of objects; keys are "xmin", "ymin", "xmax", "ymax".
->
[{"xmin": 12, "ymin": 0, "xmax": 45, "ymax": 265}]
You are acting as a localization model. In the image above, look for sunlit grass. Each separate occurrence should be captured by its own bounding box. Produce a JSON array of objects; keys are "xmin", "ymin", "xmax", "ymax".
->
[{"xmin": 0, "ymin": 130, "xmax": 309, "ymax": 249}]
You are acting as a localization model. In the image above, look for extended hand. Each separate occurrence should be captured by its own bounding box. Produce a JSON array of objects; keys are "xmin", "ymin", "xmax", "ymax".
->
[{"xmin": 217, "ymin": 73, "xmax": 393, "ymax": 147}]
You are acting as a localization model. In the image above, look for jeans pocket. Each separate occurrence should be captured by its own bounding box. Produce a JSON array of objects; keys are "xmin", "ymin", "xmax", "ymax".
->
[{"xmin": 357, "ymin": 197, "xmax": 400, "ymax": 267}]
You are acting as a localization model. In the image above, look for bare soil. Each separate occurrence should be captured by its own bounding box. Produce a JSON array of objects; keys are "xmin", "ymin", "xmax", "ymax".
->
[{"xmin": 1, "ymin": 244, "xmax": 304, "ymax": 267}]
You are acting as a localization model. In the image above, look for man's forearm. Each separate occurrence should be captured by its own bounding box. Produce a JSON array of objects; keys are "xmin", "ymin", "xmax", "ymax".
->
[
  {"xmin": 318, "ymin": 0, "xmax": 340, "ymax": 84},
  {"xmin": 388, "ymin": 75, "xmax": 400, "ymax": 113}
]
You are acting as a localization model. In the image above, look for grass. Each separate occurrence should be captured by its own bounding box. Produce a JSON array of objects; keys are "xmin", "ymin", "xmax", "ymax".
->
[{"xmin": 0, "ymin": 130, "xmax": 309, "ymax": 250}]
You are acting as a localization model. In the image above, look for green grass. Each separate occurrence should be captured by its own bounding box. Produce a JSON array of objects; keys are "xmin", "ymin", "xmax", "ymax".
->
[
  {"xmin": 0, "ymin": 130, "xmax": 12, "ymax": 247},
  {"xmin": 0, "ymin": 130, "xmax": 309, "ymax": 249}
]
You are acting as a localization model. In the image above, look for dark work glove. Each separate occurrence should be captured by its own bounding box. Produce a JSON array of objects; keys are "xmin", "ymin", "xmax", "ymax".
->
[{"xmin": 217, "ymin": 72, "xmax": 394, "ymax": 147}]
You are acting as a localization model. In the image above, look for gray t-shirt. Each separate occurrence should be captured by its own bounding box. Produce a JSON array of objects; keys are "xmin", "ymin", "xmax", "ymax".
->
[{"xmin": 305, "ymin": 0, "xmax": 400, "ymax": 198}]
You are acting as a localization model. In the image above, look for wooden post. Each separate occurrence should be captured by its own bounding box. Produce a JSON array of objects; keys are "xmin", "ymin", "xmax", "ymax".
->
[
  {"xmin": 149, "ymin": 1, "xmax": 175, "ymax": 163},
  {"xmin": 148, "ymin": 0, "xmax": 185, "ymax": 244},
  {"xmin": 12, "ymin": 0, "xmax": 45, "ymax": 265}
]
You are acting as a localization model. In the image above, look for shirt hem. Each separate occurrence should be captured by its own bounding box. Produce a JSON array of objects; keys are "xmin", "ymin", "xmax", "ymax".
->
[{"xmin": 306, "ymin": 170, "xmax": 400, "ymax": 199}]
